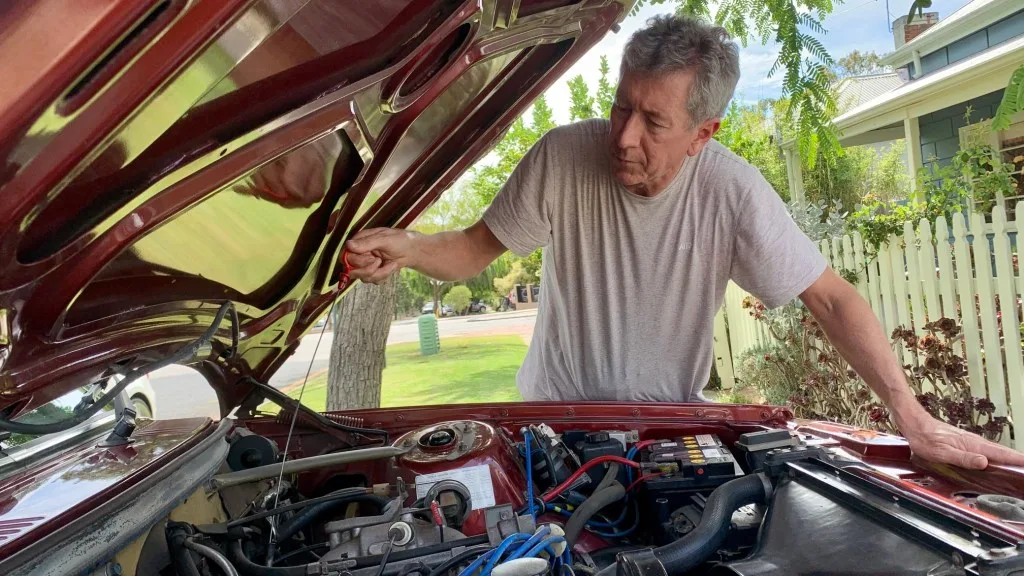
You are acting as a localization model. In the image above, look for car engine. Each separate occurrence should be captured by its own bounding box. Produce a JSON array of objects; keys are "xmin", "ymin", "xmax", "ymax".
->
[{"xmin": 152, "ymin": 417, "xmax": 1024, "ymax": 576}]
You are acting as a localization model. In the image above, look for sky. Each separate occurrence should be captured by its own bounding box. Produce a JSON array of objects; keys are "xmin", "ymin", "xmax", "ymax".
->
[{"xmin": 542, "ymin": 0, "xmax": 973, "ymax": 123}]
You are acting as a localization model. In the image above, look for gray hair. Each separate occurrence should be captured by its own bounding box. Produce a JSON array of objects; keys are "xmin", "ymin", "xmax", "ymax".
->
[{"xmin": 621, "ymin": 15, "xmax": 741, "ymax": 125}]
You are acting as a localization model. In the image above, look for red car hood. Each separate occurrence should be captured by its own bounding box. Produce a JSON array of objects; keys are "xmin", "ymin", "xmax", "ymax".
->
[{"xmin": 0, "ymin": 0, "xmax": 630, "ymax": 416}]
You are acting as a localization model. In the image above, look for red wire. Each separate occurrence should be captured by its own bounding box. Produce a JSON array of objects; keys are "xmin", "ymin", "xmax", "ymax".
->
[
  {"xmin": 541, "ymin": 456, "xmax": 641, "ymax": 503},
  {"xmin": 626, "ymin": 472, "xmax": 663, "ymax": 493}
]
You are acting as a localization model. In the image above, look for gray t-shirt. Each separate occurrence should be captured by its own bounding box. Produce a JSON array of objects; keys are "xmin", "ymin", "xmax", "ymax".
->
[{"xmin": 482, "ymin": 119, "xmax": 825, "ymax": 402}]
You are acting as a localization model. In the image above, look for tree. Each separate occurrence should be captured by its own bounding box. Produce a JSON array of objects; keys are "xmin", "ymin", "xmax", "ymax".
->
[
  {"xmin": 444, "ymin": 285, "xmax": 473, "ymax": 314},
  {"xmin": 596, "ymin": 56, "xmax": 616, "ymax": 118},
  {"xmin": 716, "ymin": 100, "xmax": 790, "ymax": 200},
  {"xmin": 326, "ymin": 275, "xmax": 399, "ymax": 410},
  {"xmin": 568, "ymin": 75, "xmax": 597, "ymax": 121},
  {"xmin": 832, "ymin": 50, "xmax": 890, "ymax": 79}
]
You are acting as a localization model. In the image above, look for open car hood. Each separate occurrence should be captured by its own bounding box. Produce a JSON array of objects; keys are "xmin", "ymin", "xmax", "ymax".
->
[{"xmin": 0, "ymin": 0, "xmax": 631, "ymax": 416}]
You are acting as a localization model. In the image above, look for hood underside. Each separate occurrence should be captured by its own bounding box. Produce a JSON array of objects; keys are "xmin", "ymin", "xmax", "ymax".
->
[{"xmin": 0, "ymin": 0, "xmax": 630, "ymax": 415}]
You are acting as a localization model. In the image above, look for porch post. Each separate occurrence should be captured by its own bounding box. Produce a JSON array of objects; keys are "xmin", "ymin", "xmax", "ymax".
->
[
  {"xmin": 783, "ymin": 146, "xmax": 805, "ymax": 203},
  {"xmin": 903, "ymin": 116, "xmax": 924, "ymax": 201}
]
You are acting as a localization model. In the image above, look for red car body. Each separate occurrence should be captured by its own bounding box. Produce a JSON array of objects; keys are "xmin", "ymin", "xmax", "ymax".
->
[{"xmin": 0, "ymin": 1, "xmax": 1022, "ymax": 575}]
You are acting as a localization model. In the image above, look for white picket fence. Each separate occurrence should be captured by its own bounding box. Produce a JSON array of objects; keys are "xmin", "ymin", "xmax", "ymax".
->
[{"xmin": 713, "ymin": 203, "xmax": 1023, "ymax": 443}]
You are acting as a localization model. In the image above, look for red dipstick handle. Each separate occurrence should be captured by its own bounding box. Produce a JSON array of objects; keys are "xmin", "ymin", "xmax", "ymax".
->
[{"xmin": 339, "ymin": 250, "xmax": 353, "ymax": 286}]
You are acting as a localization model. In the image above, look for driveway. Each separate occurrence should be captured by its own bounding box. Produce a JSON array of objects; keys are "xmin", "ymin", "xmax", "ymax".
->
[{"xmin": 148, "ymin": 309, "xmax": 536, "ymax": 419}]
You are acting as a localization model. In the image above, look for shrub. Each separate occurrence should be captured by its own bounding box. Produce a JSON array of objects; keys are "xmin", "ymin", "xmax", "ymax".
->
[
  {"xmin": 443, "ymin": 286, "xmax": 472, "ymax": 314},
  {"xmin": 742, "ymin": 297, "xmax": 1008, "ymax": 441}
]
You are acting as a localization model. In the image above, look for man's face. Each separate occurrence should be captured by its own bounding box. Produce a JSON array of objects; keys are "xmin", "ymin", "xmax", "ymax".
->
[{"xmin": 608, "ymin": 68, "xmax": 721, "ymax": 196}]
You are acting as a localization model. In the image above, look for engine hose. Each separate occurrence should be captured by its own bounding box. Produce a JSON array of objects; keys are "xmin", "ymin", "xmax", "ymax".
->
[
  {"xmin": 564, "ymin": 482, "xmax": 626, "ymax": 547},
  {"xmin": 167, "ymin": 526, "xmax": 203, "ymax": 576},
  {"xmin": 231, "ymin": 541, "xmax": 307, "ymax": 576},
  {"xmin": 275, "ymin": 493, "xmax": 389, "ymax": 542},
  {"xmin": 594, "ymin": 463, "xmax": 621, "ymax": 495},
  {"xmin": 647, "ymin": 473, "xmax": 772, "ymax": 575},
  {"xmin": 184, "ymin": 539, "xmax": 240, "ymax": 576}
]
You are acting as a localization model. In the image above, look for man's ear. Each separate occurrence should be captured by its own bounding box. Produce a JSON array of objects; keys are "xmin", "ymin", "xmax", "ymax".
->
[{"xmin": 687, "ymin": 118, "xmax": 722, "ymax": 156}]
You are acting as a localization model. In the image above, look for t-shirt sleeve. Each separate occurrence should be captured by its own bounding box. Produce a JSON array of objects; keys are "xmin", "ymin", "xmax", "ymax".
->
[
  {"xmin": 481, "ymin": 134, "xmax": 553, "ymax": 257},
  {"xmin": 729, "ymin": 172, "xmax": 826, "ymax": 309}
]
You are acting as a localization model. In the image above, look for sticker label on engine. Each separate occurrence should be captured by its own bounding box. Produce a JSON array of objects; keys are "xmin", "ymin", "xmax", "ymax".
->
[
  {"xmin": 415, "ymin": 464, "xmax": 496, "ymax": 510},
  {"xmin": 695, "ymin": 434, "xmax": 716, "ymax": 447}
]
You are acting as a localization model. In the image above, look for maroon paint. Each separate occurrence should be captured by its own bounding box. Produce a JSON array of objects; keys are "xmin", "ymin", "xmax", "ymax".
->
[{"xmin": 0, "ymin": 418, "xmax": 214, "ymax": 559}]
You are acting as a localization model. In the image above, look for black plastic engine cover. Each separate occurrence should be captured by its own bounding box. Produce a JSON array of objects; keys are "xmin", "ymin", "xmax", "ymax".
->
[{"xmin": 711, "ymin": 478, "xmax": 958, "ymax": 575}]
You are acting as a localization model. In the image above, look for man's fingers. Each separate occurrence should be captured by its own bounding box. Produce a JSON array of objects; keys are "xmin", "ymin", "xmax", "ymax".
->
[
  {"xmin": 347, "ymin": 256, "xmax": 382, "ymax": 281},
  {"xmin": 346, "ymin": 253, "xmax": 379, "ymax": 269},
  {"xmin": 347, "ymin": 228, "xmax": 390, "ymax": 253},
  {"xmin": 365, "ymin": 260, "xmax": 399, "ymax": 284},
  {"xmin": 963, "ymin": 434, "xmax": 1024, "ymax": 467},
  {"xmin": 922, "ymin": 443, "xmax": 987, "ymax": 470}
]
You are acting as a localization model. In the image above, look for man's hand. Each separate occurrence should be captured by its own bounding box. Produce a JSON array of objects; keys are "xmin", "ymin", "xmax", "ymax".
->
[
  {"xmin": 801, "ymin": 268, "xmax": 1024, "ymax": 470},
  {"xmin": 341, "ymin": 221, "xmax": 508, "ymax": 285},
  {"xmin": 344, "ymin": 228, "xmax": 420, "ymax": 284},
  {"xmin": 898, "ymin": 411, "xmax": 1024, "ymax": 470}
]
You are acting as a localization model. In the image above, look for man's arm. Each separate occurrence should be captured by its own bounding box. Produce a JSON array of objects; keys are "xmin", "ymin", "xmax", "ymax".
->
[
  {"xmin": 343, "ymin": 220, "xmax": 507, "ymax": 284},
  {"xmin": 800, "ymin": 267, "xmax": 1024, "ymax": 469}
]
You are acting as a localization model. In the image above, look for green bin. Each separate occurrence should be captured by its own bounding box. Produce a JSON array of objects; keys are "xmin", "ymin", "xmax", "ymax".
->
[{"xmin": 418, "ymin": 313, "xmax": 440, "ymax": 356}]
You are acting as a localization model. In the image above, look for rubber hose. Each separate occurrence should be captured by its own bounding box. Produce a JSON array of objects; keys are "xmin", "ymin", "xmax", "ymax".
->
[
  {"xmin": 650, "ymin": 473, "xmax": 771, "ymax": 575},
  {"xmin": 230, "ymin": 541, "xmax": 306, "ymax": 576},
  {"xmin": 275, "ymin": 493, "xmax": 389, "ymax": 542},
  {"xmin": 167, "ymin": 528, "xmax": 203, "ymax": 576},
  {"xmin": 184, "ymin": 539, "xmax": 239, "ymax": 576},
  {"xmin": 594, "ymin": 463, "xmax": 621, "ymax": 494},
  {"xmin": 564, "ymin": 482, "xmax": 626, "ymax": 547}
]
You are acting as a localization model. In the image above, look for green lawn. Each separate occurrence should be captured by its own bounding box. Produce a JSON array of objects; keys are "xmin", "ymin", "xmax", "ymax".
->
[{"xmin": 282, "ymin": 336, "xmax": 527, "ymax": 411}]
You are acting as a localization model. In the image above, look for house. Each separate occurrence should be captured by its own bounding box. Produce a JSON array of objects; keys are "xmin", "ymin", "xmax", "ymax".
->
[{"xmin": 783, "ymin": 0, "xmax": 1024, "ymax": 212}]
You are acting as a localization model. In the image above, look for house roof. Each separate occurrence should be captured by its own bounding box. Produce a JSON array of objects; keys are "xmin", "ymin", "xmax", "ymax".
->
[
  {"xmin": 882, "ymin": 0, "xmax": 1023, "ymax": 67},
  {"xmin": 835, "ymin": 34, "xmax": 1024, "ymax": 141},
  {"xmin": 834, "ymin": 73, "xmax": 909, "ymax": 114}
]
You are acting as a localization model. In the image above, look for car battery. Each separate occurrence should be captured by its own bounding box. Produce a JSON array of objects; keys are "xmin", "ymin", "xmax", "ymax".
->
[{"xmin": 637, "ymin": 434, "xmax": 745, "ymax": 543}]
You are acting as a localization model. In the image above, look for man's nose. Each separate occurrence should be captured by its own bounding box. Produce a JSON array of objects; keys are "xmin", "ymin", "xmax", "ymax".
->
[{"xmin": 616, "ymin": 112, "xmax": 642, "ymax": 150}]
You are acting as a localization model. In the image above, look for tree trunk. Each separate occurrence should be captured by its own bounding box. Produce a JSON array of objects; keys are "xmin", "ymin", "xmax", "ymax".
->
[{"xmin": 326, "ymin": 275, "xmax": 399, "ymax": 411}]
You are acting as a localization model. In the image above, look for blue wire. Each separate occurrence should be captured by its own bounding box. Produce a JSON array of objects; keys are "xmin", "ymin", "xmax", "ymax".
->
[
  {"xmin": 457, "ymin": 549, "xmax": 496, "ymax": 576},
  {"xmin": 481, "ymin": 533, "xmax": 531, "ymax": 576},
  {"xmin": 625, "ymin": 446, "xmax": 639, "ymax": 485},
  {"xmin": 522, "ymin": 536, "xmax": 567, "ymax": 559},
  {"xmin": 524, "ymin": 430, "xmax": 537, "ymax": 522},
  {"xmin": 590, "ymin": 500, "xmax": 640, "ymax": 538},
  {"xmin": 505, "ymin": 525, "xmax": 551, "ymax": 561}
]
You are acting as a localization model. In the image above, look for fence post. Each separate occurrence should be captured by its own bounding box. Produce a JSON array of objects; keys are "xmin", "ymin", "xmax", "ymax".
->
[
  {"xmin": 992, "ymin": 206, "xmax": 1023, "ymax": 439},
  {"xmin": 952, "ymin": 213, "xmax": 987, "ymax": 402},
  {"xmin": 933, "ymin": 218, "xmax": 957, "ymax": 320},
  {"xmin": 970, "ymin": 211, "xmax": 1009, "ymax": 422},
  {"xmin": 713, "ymin": 307, "xmax": 736, "ymax": 391},
  {"xmin": 918, "ymin": 219, "xmax": 941, "ymax": 324},
  {"xmin": 904, "ymin": 221, "xmax": 927, "ymax": 332}
]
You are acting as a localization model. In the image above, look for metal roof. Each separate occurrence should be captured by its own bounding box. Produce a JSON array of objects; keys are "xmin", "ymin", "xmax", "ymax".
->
[{"xmin": 834, "ymin": 73, "xmax": 909, "ymax": 114}]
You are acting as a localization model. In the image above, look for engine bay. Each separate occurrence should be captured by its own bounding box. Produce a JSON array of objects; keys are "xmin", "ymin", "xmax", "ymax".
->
[{"xmin": 135, "ymin": 410, "xmax": 1024, "ymax": 576}]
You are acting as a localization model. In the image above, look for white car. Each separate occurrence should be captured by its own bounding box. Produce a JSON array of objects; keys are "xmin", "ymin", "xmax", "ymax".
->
[{"xmin": 113, "ymin": 373, "xmax": 157, "ymax": 419}]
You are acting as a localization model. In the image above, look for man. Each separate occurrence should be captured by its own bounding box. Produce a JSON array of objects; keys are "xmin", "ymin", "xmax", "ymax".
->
[{"xmin": 344, "ymin": 15, "xmax": 1024, "ymax": 470}]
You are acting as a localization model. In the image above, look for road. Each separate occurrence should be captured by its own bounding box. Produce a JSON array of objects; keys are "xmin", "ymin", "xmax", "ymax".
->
[{"xmin": 148, "ymin": 310, "xmax": 537, "ymax": 419}]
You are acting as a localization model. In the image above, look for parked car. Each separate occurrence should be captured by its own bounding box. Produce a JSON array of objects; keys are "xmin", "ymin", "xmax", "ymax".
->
[
  {"xmin": 421, "ymin": 301, "xmax": 453, "ymax": 317},
  {"xmin": 0, "ymin": 2, "xmax": 1021, "ymax": 576},
  {"xmin": 469, "ymin": 299, "xmax": 488, "ymax": 313}
]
